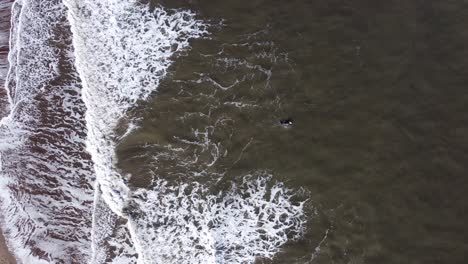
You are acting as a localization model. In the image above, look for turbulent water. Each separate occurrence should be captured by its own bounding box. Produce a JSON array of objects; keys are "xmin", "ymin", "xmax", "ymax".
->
[
  {"xmin": 2, "ymin": 0, "xmax": 468, "ymax": 264},
  {"xmin": 0, "ymin": 0, "xmax": 306, "ymax": 263}
]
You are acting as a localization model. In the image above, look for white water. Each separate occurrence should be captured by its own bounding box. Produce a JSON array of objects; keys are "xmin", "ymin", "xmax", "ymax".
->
[
  {"xmin": 0, "ymin": 0, "xmax": 308, "ymax": 263},
  {"xmin": 63, "ymin": 0, "xmax": 208, "ymax": 216},
  {"xmin": 0, "ymin": 0, "xmax": 94, "ymax": 262}
]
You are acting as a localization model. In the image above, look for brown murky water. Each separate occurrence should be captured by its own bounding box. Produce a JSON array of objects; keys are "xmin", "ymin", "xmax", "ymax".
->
[{"xmin": 117, "ymin": 0, "xmax": 468, "ymax": 263}]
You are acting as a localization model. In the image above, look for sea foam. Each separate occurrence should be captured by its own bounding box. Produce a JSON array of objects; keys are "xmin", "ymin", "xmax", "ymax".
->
[{"xmin": 127, "ymin": 174, "xmax": 305, "ymax": 264}]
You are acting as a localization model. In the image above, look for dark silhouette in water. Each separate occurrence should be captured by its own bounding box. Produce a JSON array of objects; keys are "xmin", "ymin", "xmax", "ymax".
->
[{"xmin": 279, "ymin": 118, "xmax": 293, "ymax": 128}]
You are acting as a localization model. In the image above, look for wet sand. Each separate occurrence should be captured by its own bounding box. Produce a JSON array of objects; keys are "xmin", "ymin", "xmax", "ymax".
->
[{"xmin": 0, "ymin": 232, "xmax": 15, "ymax": 264}]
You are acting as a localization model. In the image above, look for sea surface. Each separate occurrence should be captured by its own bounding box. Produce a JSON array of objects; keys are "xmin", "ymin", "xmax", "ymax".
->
[{"xmin": 0, "ymin": 0, "xmax": 468, "ymax": 263}]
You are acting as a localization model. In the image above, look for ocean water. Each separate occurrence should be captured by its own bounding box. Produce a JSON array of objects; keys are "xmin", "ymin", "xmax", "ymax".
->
[{"xmin": 1, "ymin": 0, "xmax": 468, "ymax": 263}]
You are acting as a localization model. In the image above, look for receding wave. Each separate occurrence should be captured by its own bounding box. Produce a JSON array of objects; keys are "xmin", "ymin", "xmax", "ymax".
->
[{"xmin": 0, "ymin": 0, "xmax": 93, "ymax": 262}]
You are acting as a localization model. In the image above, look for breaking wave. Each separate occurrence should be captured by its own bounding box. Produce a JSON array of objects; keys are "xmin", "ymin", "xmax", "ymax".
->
[{"xmin": 62, "ymin": 0, "xmax": 208, "ymax": 216}]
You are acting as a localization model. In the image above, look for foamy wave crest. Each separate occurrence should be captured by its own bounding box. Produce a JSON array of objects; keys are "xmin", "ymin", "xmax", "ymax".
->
[
  {"xmin": 63, "ymin": 0, "xmax": 208, "ymax": 216},
  {"xmin": 126, "ymin": 173, "xmax": 305, "ymax": 263},
  {"xmin": 0, "ymin": 0, "xmax": 94, "ymax": 262}
]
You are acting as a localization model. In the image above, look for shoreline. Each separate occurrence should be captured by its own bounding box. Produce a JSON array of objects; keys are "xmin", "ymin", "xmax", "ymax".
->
[{"xmin": 0, "ymin": 0, "xmax": 13, "ymax": 117}]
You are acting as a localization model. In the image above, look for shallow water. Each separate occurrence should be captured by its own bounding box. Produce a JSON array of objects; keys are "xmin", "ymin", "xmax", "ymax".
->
[{"xmin": 115, "ymin": 0, "xmax": 468, "ymax": 263}]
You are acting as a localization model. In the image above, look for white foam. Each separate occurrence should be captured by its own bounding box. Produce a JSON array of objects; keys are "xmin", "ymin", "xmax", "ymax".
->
[{"xmin": 127, "ymin": 174, "xmax": 306, "ymax": 264}]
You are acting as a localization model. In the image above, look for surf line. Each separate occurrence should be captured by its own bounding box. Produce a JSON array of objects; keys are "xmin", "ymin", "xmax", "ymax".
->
[{"xmin": 63, "ymin": 0, "xmax": 208, "ymax": 261}]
